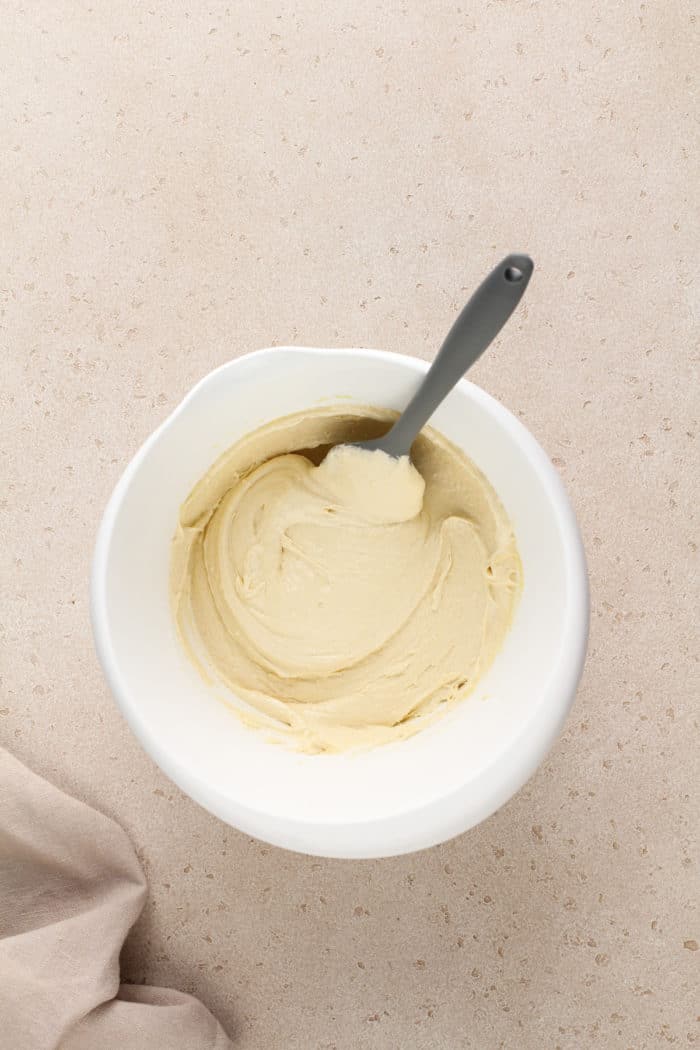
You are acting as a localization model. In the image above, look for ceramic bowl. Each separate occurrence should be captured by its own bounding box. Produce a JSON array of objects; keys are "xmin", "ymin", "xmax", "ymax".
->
[{"xmin": 91, "ymin": 347, "xmax": 588, "ymax": 858}]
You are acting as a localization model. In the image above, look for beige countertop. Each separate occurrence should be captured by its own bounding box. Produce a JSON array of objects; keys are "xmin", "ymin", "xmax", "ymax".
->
[{"xmin": 3, "ymin": 3, "xmax": 697, "ymax": 1047}]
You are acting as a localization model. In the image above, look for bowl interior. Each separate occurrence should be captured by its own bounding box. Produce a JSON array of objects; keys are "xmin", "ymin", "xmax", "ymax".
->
[{"xmin": 93, "ymin": 348, "xmax": 586, "ymax": 855}]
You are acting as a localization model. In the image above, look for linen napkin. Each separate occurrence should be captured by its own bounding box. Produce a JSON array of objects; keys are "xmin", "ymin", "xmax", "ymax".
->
[{"xmin": 0, "ymin": 747, "xmax": 233, "ymax": 1050}]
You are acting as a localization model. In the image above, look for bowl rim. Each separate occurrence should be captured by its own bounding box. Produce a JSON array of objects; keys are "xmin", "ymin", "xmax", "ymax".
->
[{"xmin": 91, "ymin": 346, "xmax": 589, "ymax": 857}]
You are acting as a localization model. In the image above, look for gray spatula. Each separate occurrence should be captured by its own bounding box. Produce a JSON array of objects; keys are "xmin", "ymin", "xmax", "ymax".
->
[{"xmin": 350, "ymin": 253, "xmax": 533, "ymax": 459}]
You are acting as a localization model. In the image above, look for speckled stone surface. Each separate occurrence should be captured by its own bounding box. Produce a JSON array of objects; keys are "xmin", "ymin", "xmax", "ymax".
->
[{"xmin": 2, "ymin": 3, "xmax": 698, "ymax": 1047}]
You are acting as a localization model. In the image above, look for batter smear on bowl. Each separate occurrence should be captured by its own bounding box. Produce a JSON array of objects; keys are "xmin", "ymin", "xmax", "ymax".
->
[{"xmin": 170, "ymin": 406, "xmax": 522, "ymax": 753}]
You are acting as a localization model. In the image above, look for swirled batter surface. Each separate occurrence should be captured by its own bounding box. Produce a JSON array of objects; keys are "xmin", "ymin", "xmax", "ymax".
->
[{"xmin": 171, "ymin": 406, "xmax": 521, "ymax": 752}]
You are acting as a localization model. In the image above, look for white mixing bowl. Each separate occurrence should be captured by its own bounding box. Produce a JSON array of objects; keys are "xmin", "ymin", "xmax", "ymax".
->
[{"xmin": 91, "ymin": 347, "xmax": 588, "ymax": 858}]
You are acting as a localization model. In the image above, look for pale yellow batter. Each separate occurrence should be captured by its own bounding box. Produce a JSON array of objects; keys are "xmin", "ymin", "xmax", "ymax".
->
[{"xmin": 171, "ymin": 406, "xmax": 521, "ymax": 753}]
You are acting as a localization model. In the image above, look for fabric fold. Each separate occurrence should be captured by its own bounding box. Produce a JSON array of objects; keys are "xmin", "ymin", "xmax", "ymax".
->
[{"xmin": 0, "ymin": 748, "xmax": 233, "ymax": 1050}]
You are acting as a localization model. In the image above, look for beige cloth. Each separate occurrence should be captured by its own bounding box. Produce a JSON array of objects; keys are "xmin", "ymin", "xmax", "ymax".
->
[{"xmin": 0, "ymin": 748, "xmax": 233, "ymax": 1050}]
